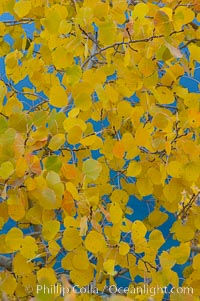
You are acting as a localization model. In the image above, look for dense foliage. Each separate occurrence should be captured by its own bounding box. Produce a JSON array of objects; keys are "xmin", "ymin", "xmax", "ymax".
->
[{"xmin": 0, "ymin": 0, "xmax": 200, "ymax": 300}]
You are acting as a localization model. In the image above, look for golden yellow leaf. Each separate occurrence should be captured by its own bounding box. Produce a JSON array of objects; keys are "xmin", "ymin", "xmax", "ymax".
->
[
  {"xmin": 14, "ymin": 0, "xmax": 31, "ymax": 18},
  {"xmin": 49, "ymin": 85, "xmax": 68, "ymax": 108},
  {"xmin": 85, "ymin": 230, "xmax": 106, "ymax": 254}
]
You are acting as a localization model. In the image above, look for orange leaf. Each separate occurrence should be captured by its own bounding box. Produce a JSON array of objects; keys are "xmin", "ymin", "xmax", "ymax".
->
[{"xmin": 113, "ymin": 140, "xmax": 125, "ymax": 159}]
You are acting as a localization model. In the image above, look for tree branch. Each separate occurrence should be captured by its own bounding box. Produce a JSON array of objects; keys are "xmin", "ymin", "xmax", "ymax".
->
[
  {"xmin": 191, "ymin": 246, "xmax": 200, "ymax": 253},
  {"xmin": 0, "ymin": 255, "xmax": 12, "ymax": 271}
]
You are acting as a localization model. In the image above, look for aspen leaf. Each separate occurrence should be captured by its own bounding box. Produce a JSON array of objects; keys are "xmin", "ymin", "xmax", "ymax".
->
[
  {"xmin": 0, "ymin": 272, "xmax": 17, "ymax": 296},
  {"xmin": 113, "ymin": 140, "xmax": 125, "ymax": 159},
  {"xmin": 70, "ymin": 264, "xmax": 94, "ymax": 286},
  {"xmin": 14, "ymin": 0, "xmax": 31, "ymax": 18},
  {"xmin": 20, "ymin": 236, "xmax": 38, "ymax": 259},
  {"xmin": 15, "ymin": 157, "xmax": 28, "ymax": 177},
  {"xmin": 58, "ymin": 20, "xmax": 72, "ymax": 35},
  {"xmin": 62, "ymin": 228, "xmax": 82, "ymax": 251},
  {"xmin": 37, "ymin": 268, "xmax": 57, "ymax": 284},
  {"xmin": 0, "ymin": 161, "xmax": 14, "ymax": 180},
  {"xmin": 72, "ymin": 250, "xmax": 90, "ymax": 270},
  {"xmin": 183, "ymin": 162, "xmax": 200, "ymax": 182},
  {"xmin": 103, "ymin": 259, "xmax": 116, "ymax": 276},
  {"xmin": 39, "ymin": 188, "xmax": 58, "ymax": 210},
  {"xmin": 67, "ymin": 125, "xmax": 83, "ymax": 145},
  {"xmin": 193, "ymin": 254, "xmax": 200, "ymax": 270},
  {"xmin": 170, "ymin": 243, "xmax": 190, "ymax": 265},
  {"xmin": 48, "ymin": 240, "xmax": 60, "ymax": 256},
  {"xmin": 110, "ymin": 202, "xmax": 123, "ymax": 224},
  {"xmin": 167, "ymin": 161, "xmax": 183, "ymax": 178},
  {"xmin": 132, "ymin": 220, "xmax": 147, "ymax": 240},
  {"xmin": 62, "ymin": 191, "xmax": 75, "ymax": 214},
  {"xmin": 0, "ymin": 80, "xmax": 7, "ymax": 103},
  {"xmin": 48, "ymin": 134, "xmax": 65, "ymax": 151},
  {"xmin": 160, "ymin": 251, "xmax": 176, "ymax": 268},
  {"xmin": 98, "ymin": 21, "xmax": 116, "ymax": 45},
  {"xmin": 61, "ymin": 163, "xmax": 78, "ymax": 180},
  {"xmin": 189, "ymin": 44, "xmax": 200, "ymax": 62},
  {"xmin": 66, "ymin": 182, "xmax": 79, "ymax": 200},
  {"xmin": 119, "ymin": 242, "xmax": 130, "ymax": 256},
  {"xmin": 5, "ymin": 228, "xmax": 23, "ymax": 251},
  {"xmin": 80, "ymin": 135, "xmax": 103, "ymax": 149},
  {"xmin": 174, "ymin": 6, "xmax": 195, "ymax": 28},
  {"xmin": 126, "ymin": 161, "xmax": 142, "ymax": 177},
  {"xmin": 62, "ymin": 253, "xmax": 74, "ymax": 270},
  {"xmin": 49, "ymin": 85, "xmax": 68, "ymax": 108},
  {"xmin": 82, "ymin": 158, "xmax": 102, "ymax": 181},
  {"xmin": 136, "ymin": 177, "xmax": 153, "ymax": 197},
  {"xmin": 85, "ymin": 231, "xmax": 106, "ymax": 254},
  {"xmin": 13, "ymin": 253, "xmax": 33, "ymax": 276},
  {"xmin": 42, "ymin": 220, "xmax": 60, "ymax": 241},
  {"xmin": 45, "ymin": 156, "xmax": 62, "ymax": 173},
  {"xmin": 152, "ymin": 112, "xmax": 169, "ymax": 129},
  {"xmin": 149, "ymin": 229, "xmax": 165, "ymax": 250},
  {"xmin": 132, "ymin": 3, "xmax": 149, "ymax": 20},
  {"xmin": 148, "ymin": 210, "xmax": 168, "ymax": 228}
]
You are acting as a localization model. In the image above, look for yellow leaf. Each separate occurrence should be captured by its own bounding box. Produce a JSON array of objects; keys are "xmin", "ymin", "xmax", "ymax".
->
[
  {"xmin": 148, "ymin": 210, "xmax": 168, "ymax": 228},
  {"xmin": 103, "ymin": 259, "xmax": 116, "ymax": 276},
  {"xmin": 152, "ymin": 112, "xmax": 169, "ymax": 129},
  {"xmin": 58, "ymin": 20, "xmax": 72, "ymax": 35},
  {"xmin": 193, "ymin": 254, "xmax": 200, "ymax": 270},
  {"xmin": 49, "ymin": 85, "xmax": 68, "ymax": 108},
  {"xmin": 14, "ymin": 0, "xmax": 31, "ymax": 18},
  {"xmin": 72, "ymin": 249, "xmax": 90, "ymax": 270},
  {"xmin": 42, "ymin": 220, "xmax": 60, "ymax": 241},
  {"xmin": 85, "ymin": 231, "xmax": 106, "ymax": 254},
  {"xmin": 119, "ymin": 242, "xmax": 130, "ymax": 256},
  {"xmin": 0, "ymin": 271, "xmax": 17, "ymax": 296},
  {"xmin": 189, "ymin": 44, "xmax": 200, "ymax": 62},
  {"xmin": 98, "ymin": 20, "xmax": 116, "ymax": 46},
  {"xmin": 160, "ymin": 251, "xmax": 176, "ymax": 268},
  {"xmin": 136, "ymin": 177, "xmax": 153, "ymax": 197},
  {"xmin": 167, "ymin": 161, "xmax": 183, "ymax": 178},
  {"xmin": 66, "ymin": 182, "xmax": 79, "ymax": 201},
  {"xmin": 126, "ymin": 161, "xmax": 142, "ymax": 177},
  {"xmin": 13, "ymin": 253, "xmax": 33, "ymax": 276},
  {"xmin": 37, "ymin": 268, "xmax": 57, "ymax": 285},
  {"xmin": 70, "ymin": 264, "xmax": 94, "ymax": 286},
  {"xmin": 0, "ymin": 80, "xmax": 7, "ymax": 103},
  {"xmin": 0, "ymin": 161, "xmax": 14, "ymax": 180},
  {"xmin": 170, "ymin": 243, "xmax": 190, "ymax": 265},
  {"xmin": 20, "ymin": 236, "xmax": 38, "ymax": 259},
  {"xmin": 62, "ymin": 228, "xmax": 82, "ymax": 251},
  {"xmin": 138, "ymin": 58, "xmax": 156, "ymax": 77},
  {"xmin": 152, "ymin": 86, "xmax": 174, "ymax": 104},
  {"xmin": 149, "ymin": 229, "xmax": 165, "ymax": 250},
  {"xmin": 48, "ymin": 240, "xmax": 60, "ymax": 256},
  {"xmin": 80, "ymin": 135, "xmax": 103, "ymax": 150},
  {"xmin": 132, "ymin": 3, "xmax": 149, "ymax": 20},
  {"xmin": 82, "ymin": 158, "xmax": 102, "ymax": 181},
  {"xmin": 48, "ymin": 134, "xmax": 65, "ymax": 151},
  {"xmin": 5, "ymin": 228, "xmax": 23, "ymax": 251},
  {"xmin": 52, "ymin": 47, "xmax": 72, "ymax": 69},
  {"xmin": 15, "ymin": 157, "xmax": 28, "ymax": 177},
  {"xmin": 7, "ymin": 194, "xmax": 26, "ymax": 221},
  {"xmin": 132, "ymin": 220, "xmax": 147, "ymax": 240},
  {"xmin": 110, "ymin": 202, "xmax": 123, "ymax": 224},
  {"xmin": 39, "ymin": 188, "xmax": 58, "ymax": 210},
  {"xmin": 173, "ymin": 6, "xmax": 195, "ymax": 31}
]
